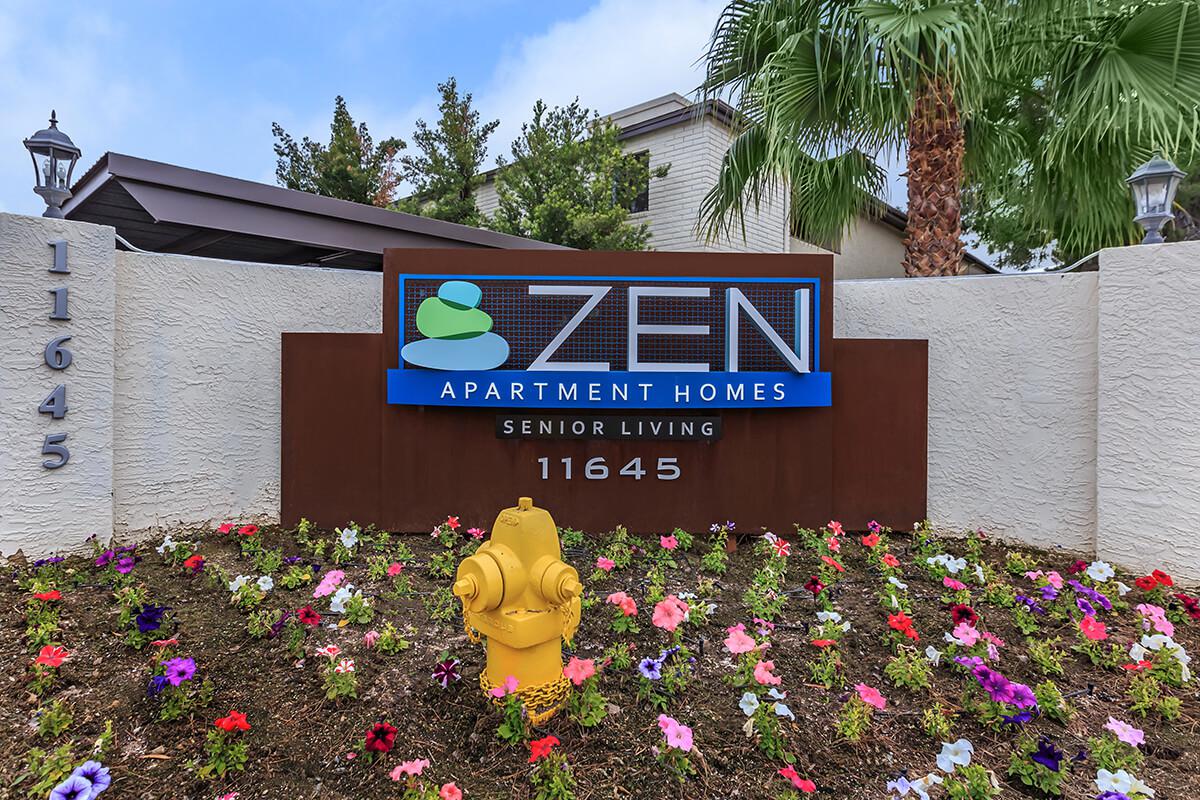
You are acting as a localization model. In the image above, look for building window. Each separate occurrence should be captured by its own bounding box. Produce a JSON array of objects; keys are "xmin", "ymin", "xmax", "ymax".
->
[{"xmin": 615, "ymin": 150, "xmax": 651, "ymax": 213}]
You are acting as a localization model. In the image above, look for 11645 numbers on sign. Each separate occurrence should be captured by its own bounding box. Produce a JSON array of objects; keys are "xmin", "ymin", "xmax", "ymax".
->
[{"xmin": 537, "ymin": 456, "xmax": 680, "ymax": 481}]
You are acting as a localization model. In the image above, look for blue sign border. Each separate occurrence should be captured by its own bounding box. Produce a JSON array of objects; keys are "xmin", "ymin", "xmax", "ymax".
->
[{"xmin": 387, "ymin": 274, "xmax": 831, "ymax": 409}]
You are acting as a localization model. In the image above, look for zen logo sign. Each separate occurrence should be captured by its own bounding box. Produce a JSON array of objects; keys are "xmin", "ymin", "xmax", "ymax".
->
[{"xmin": 385, "ymin": 274, "xmax": 831, "ymax": 409}]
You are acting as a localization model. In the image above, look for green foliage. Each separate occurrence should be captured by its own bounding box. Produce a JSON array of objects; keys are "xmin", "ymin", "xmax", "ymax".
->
[
  {"xmin": 253, "ymin": 547, "xmax": 283, "ymax": 576},
  {"xmin": 701, "ymin": 0, "xmax": 1200, "ymax": 267},
  {"xmin": 920, "ymin": 702, "xmax": 954, "ymax": 740},
  {"xmin": 35, "ymin": 700, "xmax": 72, "ymax": 739},
  {"xmin": 427, "ymin": 548, "xmax": 458, "ymax": 579},
  {"xmin": 342, "ymin": 593, "xmax": 374, "ymax": 625},
  {"xmin": 670, "ymin": 527, "xmax": 694, "ymax": 552},
  {"xmin": 836, "ymin": 696, "xmax": 874, "ymax": 742},
  {"xmin": 198, "ymin": 728, "xmax": 249, "ymax": 779},
  {"xmin": 247, "ymin": 608, "xmax": 283, "ymax": 639},
  {"xmin": 396, "ymin": 77, "xmax": 498, "ymax": 226},
  {"xmin": 1089, "ymin": 732, "xmax": 1145, "ymax": 773},
  {"xmin": 375, "ymin": 621, "xmax": 411, "ymax": 655},
  {"xmin": 884, "ymin": 648, "xmax": 932, "ymax": 691},
  {"xmin": 567, "ymin": 676, "xmax": 608, "ymax": 728},
  {"xmin": 701, "ymin": 527, "xmax": 730, "ymax": 575},
  {"xmin": 944, "ymin": 763, "xmax": 1000, "ymax": 800},
  {"xmin": 559, "ymin": 527, "xmax": 585, "ymax": 550},
  {"xmin": 1127, "ymin": 672, "xmax": 1181, "ymax": 720},
  {"xmin": 272, "ymin": 96, "xmax": 405, "ymax": 206},
  {"xmin": 1027, "ymin": 637, "xmax": 1065, "ymax": 677},
  {"xmin": 19, "ymin": 740, "xmax": 75, "ymax": 798},
  {"xmin": 280, "ymin": 563, "xmax": 314, "ymax": 590},
  {"xmin": 742, "ymin": 554, "xmax": 788, "ymax": 621},
  {"xmin": 424, "ymin": 586, "xmax": 458, "ymax": 623},
  {"xmin": 496, "ymin": 693, "xmax": 528, "ymax": 744},
  {"xmin": 1033, "ymin": 680, "xmax": 1073, "ymax": 724},
  {"xmin": 531, "ymin": 751, "xmax": 577, "ymax": 800},
  {"xmin": 322, "ymin": 660, "xmax": 358, "ymax": 701},
  {"xmin": 486, "ymin": 99, "xmax": 668, "ymax": 250}
]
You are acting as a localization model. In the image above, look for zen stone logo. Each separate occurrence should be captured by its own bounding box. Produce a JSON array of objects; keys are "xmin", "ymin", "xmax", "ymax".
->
[
  {"xmin": 400, "ymin": 280, "xmax": 510, "ymax": 371},
  {"xmin": 388, "ymin": 274, "xmax": 831, "ymax": 410}
]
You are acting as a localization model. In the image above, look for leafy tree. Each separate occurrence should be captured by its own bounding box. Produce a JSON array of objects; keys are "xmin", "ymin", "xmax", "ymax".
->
[
  {"xmin": 272, "ymin": 96, "xmax": 405, "ymax": 207},
  {"xmin": 700, "ymin": 0, "xmax": 1200, "ymax": 275},
  {"xmin": 486, "ymin": 99, "xmax": 668, "ymax": 250},
  {"xmin": 396, "ymin": 78, "xmax": 498, "ymax": 226}
]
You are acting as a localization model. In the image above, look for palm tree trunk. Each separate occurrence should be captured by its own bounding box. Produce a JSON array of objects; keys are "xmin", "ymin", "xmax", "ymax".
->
[{"xmin": 902, "ymin": 76, "xmax": 965, "ymax": 276}]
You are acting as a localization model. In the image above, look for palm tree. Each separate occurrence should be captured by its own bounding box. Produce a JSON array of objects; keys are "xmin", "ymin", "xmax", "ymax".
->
[{"xmin": 700, "ymin": 0, "xmax": 1200, "ymax": 275}]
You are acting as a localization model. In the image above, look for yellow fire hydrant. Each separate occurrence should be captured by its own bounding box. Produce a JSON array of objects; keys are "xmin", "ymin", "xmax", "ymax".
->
[{"xmin": 453, "ymin": 497, "xmax": 582, "ymax": 723}]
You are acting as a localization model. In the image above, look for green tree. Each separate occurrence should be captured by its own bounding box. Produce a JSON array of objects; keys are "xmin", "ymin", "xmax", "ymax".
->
[
  {"xmin": 272, "ymin": 96, "xmax": 405, "ymax": 207},
  {"xmin": 486, "ymin": 99, "xmax": 668, "ymax": 250},
  {"xmin": 701, "ymin": 0, "xmax": 1200, "ymax": 275},
  {"xmin": 396, "ymin": 78, "xmax": 499, "ymax": 226}
]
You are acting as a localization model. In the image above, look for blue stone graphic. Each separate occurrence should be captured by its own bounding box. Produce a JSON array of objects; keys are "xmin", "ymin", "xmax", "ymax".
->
[
  {"xmin": 401, "ymin": 331, "xmax": 510, "ymax": 371},
  {"xmin": 437, "ymin": 280, "xmax": 483, "ymax": 310}
]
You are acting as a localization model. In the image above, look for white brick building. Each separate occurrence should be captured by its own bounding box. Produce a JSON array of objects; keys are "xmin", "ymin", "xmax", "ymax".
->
[{"xmin": 475, "ymin": 94, "xmax": 988, "ymax": 278}]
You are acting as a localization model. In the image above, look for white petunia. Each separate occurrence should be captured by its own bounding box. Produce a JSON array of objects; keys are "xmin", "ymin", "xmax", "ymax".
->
[
  {"xmin": 910, "ymin": 773, "xmax": 943, "ymax": 800},
  {"xmin": 889, "ymin": 576, "xmax": 909, "ymax": 590},
  {"xmin": 156, "ymin": 535, "xmax": 176, "ymax": 555},
  {"xmin": 257, "ymin": 575, "xmax": 274, "ymax": 592},
  {"xmin": 329, "ymin": 585, "xmax": 355, "ymax": 613},
  {"xmin": 936, "ymin": 739, "xmax": 974, "ymax": 773},
  {"xmin": 338, "ymin": 526, "xmax": 359, "ymax": 548},
  {"xmin": 925, "ymin": 646, "xmax": 943, "ymax": 666},
  {"xmin": 768, "ymin": 687, "xmax": 787, "ymax": 700},
  {"xmin": 1086, "ymin": 561, "xmax": 1115, "ymax": 582},
  {"xmin": 974, "ymin": 564, "xmax": 987, "ymax": 584},
  {"xmin": 773, "ymin": 702, "xmax": 795, "ymax": 721},
  {"xmin": 887, "ymin": 777, "xmax": 912, "ymax": 797},
  {"xmin": 228, "ymin": 575, "xmax": 250, "ymax": 592},
  {"xmin": 739, "ymin": 692, "xmax": 759, "ymax": 717},
  {"xmin": 1115, "ymin": 581, "xmax": 1133, "ymax": 597}
]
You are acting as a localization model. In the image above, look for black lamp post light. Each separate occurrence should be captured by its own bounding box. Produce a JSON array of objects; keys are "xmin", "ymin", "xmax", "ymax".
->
[
  {"xmin": 23, "ymin": 111, "xmax": 82, "ymax": 219},
  {"xmin": 1126, "ymin": 154, "xmax": 1187, "ymax": 245}
]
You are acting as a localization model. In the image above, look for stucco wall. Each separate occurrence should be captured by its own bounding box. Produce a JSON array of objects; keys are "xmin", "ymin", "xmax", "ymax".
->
[
  {"xmin": 1097, "ymin": 241, "xmax": 1200, "ymax": 581},
  {"xmin": 111, "ymin": 252, "xmax": 382, "ymax": 532},
  {"xmin": 0, "ymin": 214, "xmax": 115, "ymax": 554},
  {"xmin": 835, "ymin": 272, "xmax": 1100, "ymax": 554}
]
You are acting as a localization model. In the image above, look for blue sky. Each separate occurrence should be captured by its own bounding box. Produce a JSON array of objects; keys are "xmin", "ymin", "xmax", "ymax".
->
[{"xmin": 0, "ymin": 0, "xmax": 909, "ymax": 221}]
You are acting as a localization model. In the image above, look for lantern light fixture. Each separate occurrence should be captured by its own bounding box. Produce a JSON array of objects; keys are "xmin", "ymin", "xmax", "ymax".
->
[
  {"xmin": 1126, "ymin": 153, "xmax": 1186, "ymax": 245},
  {"xmin": 23, "ymin": 111, "xmax": 82, "ymax": 219}
]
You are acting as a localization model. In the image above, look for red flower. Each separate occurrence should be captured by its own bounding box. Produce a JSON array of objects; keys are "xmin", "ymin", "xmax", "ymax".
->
[
  {"xmin": 820, "ymin": 555, "xmax": 845, "ymax": 573},
  {"xmin": 445, "ymin": 515, "xmax": 461, "ymax": 530},
  {"xmin": 1134, "ymin": 575, "xmax": 1159, "ymax": 591},
  {"xmin": 215, "ymin": 710, "xmax": 251, "ymax": 732},
  {"xmin": 881, "ymin": 553, "xmax": 900, "ymax": 568},
  {"xmin": 34, "ymin": 645, "xmax": 69, "ymax": 668},
  {"xmin": 237, "ymin": 525, "xmax": 258, "ymax": 537},
  {"xmin": 183, "ymin": 555, "xmax": 204, "ymax": 571},
  {"xmin": 810, "ymin": 639, "xmax": 836, "ymax": 648},
  {"xmin": 297, "ymin": 605, "xmax": 322, "ymax": 626},
  {"xmin": 1121, "ymin": 660, "xmax": 1153, "ymax": 671},
  {"xmin": 778, "ymin": 765, "xmax": 817, "ymax": 793},
  {"xmin": 1174, "ymin": 593, "xmax": 1200, "ymax": 621},
  {"xmin": 1151, "ymin": 569, "xmax": 1174, "ymax": 587},
  {"xmin": 33, "ymin": 590, "xmax": 61, "ymax": 602},
  {"xmin": 861, "ymin": 533, "xmax": 880, "ymax": 548},
  {"xmin": 364, "ymin": 722, "xmax": 397, "ymax": 754},
  {"xmin": 528, "ymin": 734, "xmax": 559, "ymax": 763},
  {"xmin": 771, "ymin": 538, "xmax": 791, "ymax": 558},
  {"xmin": 217, "ymin": 522, "xmax": 234, "ymax": 534},
  {"xmin": 1066, "ymin": 560, "xmax": 1087, "ymax": 575},
  {"xmin": 804, "ymin": 576, "xmax": 825, "ymax": 597},
  {"xmin": 888, "ymin": 612, "xmax": 914, "ymax": 632},
  {"xmin": 950, "ymin": 604, "xmax": 978, "ymax": 627}
]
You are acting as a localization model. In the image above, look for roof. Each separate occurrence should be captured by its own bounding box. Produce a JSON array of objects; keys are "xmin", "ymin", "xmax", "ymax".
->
[{"xmin": 64, "ymin": 153, "xmax": 564, "ymax": 270}]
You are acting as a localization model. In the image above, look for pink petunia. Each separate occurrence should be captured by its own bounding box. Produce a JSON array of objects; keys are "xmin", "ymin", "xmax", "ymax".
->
[
  {"xmin": 855, "ymin": 683, "xmax": 887, "ymax": 710},
  {"xmin": 723, "ymin": 623, "xmax": 757, "ymax": 655},
  {"xmin": 488, "ymin": 674, "xmax": 519, "ymax": 698},
  {"xmin": 606, "ymin": 591, "xmax": 637, "ymax": 616},
  {"xmin": 387, "ymin": 562, "xmax": 404, "ymax": 577},
  {"xmin": 753, "ymin": 660, "xmax": 782, "ymax": 686},
  {"xmin": 660, "ymin": 535, "xmax": 678, "ymax": 551},
  {"xmin": 390, "ymin": 758, "xmax": 430, "ymax": 780},
  {"xmin": 562, "ymin": 657, "xmax": 596, "ymax": 687},
  {"xmin": 1104, "ymin": 717, "xmax": 1145, "ymax": 748},
  {"xmin": 363, "ymin": 630, "xmax": 380, "ymax": 648},
  {"xmin": 657, "ymin": 714, "xmax": 693, "ymax": 752},
  {"xmin": 652, "ymin": 595, "xmax": 689, "ymax": 632},
  {"xmin": 1080, "ymin": 615, "xmax": 1108, "ymax": 641},
  {"xmin": 952, "ymin": 622, "xmax": 981, "ymax": 646},
  {"xmin": 943, "ymin": 577, "xmax": 967, "ymax": 591},
  {"xmin": 313, "ymin": 569, "xmax": 345, "ymax": 599},
  {"xmin": 596, "ymin": 556, "xmax": 616, "ymax": 572}
]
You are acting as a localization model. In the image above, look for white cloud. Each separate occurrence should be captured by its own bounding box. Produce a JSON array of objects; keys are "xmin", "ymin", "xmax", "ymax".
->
[{"xmin": 475, "ymin": 0, "xmax": 725, "ymax": 166}]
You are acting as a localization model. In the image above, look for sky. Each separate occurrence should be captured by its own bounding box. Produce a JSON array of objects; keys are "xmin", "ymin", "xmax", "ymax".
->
[{"xmin": 0, "ymin": 0, "xmax": 909, "ymax": 224}]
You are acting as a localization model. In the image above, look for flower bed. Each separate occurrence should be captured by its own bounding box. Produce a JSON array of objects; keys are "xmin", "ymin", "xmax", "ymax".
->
[{"xmin": 3, "ymin": 518, "xmax": 1198, "ymax": 799}]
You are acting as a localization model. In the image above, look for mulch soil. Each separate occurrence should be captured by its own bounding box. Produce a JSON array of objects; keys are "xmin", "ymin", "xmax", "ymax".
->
[{"xmin": 1, "ymin": 522, "xmax": 1197, "ymax": 799}]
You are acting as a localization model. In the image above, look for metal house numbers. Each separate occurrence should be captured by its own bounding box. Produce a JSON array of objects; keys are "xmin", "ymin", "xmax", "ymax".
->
[{"xmin": 39, "ymin": 239, "xmax": 71, "ymax": 469}]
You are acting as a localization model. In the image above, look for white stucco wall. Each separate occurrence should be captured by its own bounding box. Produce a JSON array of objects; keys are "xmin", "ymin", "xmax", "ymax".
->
[
  {"xmin": 111, "ymin": 252, "xmax": 382, "ymax": 533},
  {"xmin": 835, "ymin": 272, "xmax": 1100, "ymax": 554},
  {"xmin": 0, "ymin": 214, "xmax": 115, "ymax": 555},
  {"xmin": 1097, "ymin": 242, "xmax": 1200, "ymax": 581}
]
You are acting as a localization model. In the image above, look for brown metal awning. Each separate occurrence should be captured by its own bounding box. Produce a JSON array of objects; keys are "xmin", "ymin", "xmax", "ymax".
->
[{"xmin": 63, "ymin": 152, "xmax": 565, "ymax": 270}]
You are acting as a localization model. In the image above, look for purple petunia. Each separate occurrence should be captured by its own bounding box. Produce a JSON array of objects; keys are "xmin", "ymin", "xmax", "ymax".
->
[
  {"xmin": 958, "ymin": 658, "xmax": 1038, "ymax": 710},
  {"xmin": 1068, "ymin": 580, "xmax": 1112, "ymax": 612},
  {"xmin": 1039, "ymin": 585, "xmax": 1059, "ymax": 602},
  {"xmin": 49, "ymin": 774, "xmax": 93, "ymax": 800},
  {"xmin": 72, "ymin": 761, "xmax": 111, "ymax": 796},
  {"xmin": 1031, "ymin": 737, "xmax": 1064, "ymax": 772},
  {"xmin": 95, "ymin": 550, "xmax": 115, "ymax": 567},
  {"xmin": 431, "ymin": 658, "xmax": 461, "ymax": 688},
  {"xmin": 1001, "ymin": 709, "xmax": 1037, "ymax": 725},
  {"xmin": 162, "ymin": 656, "xmax": 196, "ymax": 686},
  {"xmin": 1077, "ymin": 597, "xmax": 1097, "ymax": 617},
  {"xmin": 135, "ymin": 604, "xmax": 168, "ymax": 633},
  {"xmin": 1015, "ymin": 594, "xmax": 1047, "ymax": 615},
  {"xmin": 638, "ymin": 657, "xmax": 663, "ymax": 680},
  {"xmin": 147, "ymin": 674, "xmax": 170, "ymax": 696}
]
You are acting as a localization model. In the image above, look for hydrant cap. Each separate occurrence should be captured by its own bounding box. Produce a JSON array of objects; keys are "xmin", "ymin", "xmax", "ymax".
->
[{"xmin": 518, "ymin": 496, "xmax": 533, "ymax": 511}]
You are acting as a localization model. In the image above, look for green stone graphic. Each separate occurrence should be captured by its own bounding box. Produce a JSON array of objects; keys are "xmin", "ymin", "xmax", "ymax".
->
[{"xmin": 414, "ymin": 296, "xmax": 493, "ymax": 339}]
